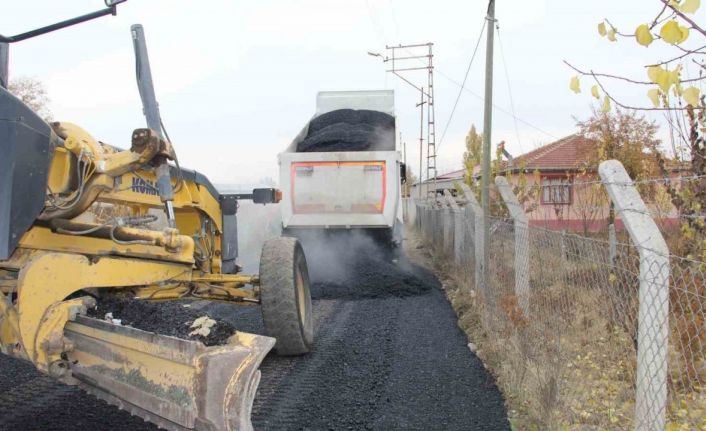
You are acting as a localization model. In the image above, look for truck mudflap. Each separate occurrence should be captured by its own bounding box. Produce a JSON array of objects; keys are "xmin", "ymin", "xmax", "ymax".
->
[{"xmin": 64, "ymin": 315, "xmax": 274, "ymax": 431}]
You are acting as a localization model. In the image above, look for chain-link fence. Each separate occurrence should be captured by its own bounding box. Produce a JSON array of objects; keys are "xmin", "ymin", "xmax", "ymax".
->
[{"xmin": 408, "ymin": 161, "xmax": 706, "ymax": 430}]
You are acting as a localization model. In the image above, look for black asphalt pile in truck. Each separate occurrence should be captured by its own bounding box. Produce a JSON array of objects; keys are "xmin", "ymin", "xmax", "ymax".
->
[{"xmin": 296, "ymin": 109, "xmax": 395, "ymax": 152}]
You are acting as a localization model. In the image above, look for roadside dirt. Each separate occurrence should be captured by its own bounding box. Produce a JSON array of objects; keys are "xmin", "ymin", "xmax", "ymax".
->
[{"xmin": 0, "ymin": 229, "xmax": 509, "ymax": 431}]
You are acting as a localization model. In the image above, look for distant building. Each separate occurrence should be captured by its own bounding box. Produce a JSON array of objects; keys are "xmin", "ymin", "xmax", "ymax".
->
[
  {"xmin": 412, "ymin": 134, "xmax": 685, "ymax": 232},
  {"xmin": 410, "ymin": 169, "xmax": 466, "ymax": 197}
]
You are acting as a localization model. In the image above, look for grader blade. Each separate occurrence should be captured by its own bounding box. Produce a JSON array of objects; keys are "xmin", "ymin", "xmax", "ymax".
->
[{"xmin": 63, "ymin": 315, "xmax": 274, "ymax": 431}]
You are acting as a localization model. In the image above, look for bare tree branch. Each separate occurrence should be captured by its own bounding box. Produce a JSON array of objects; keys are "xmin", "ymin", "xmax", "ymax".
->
[
  {"xmin": 645, "ymin": 45, "xmax": 706, "ymax": 67},
  {"xmin": 565, "ymin": 60, "xmax": 706, "ymax": 85},
  {"xmin": 650, "ymin": 3, "xmax": 671, "ymax": 30},
  {"xmin": 663, "ymin": 110, "xmax": 690, "ymax": 146},
  {"xmin": 592, "ymin": 74, "xmax": 695, "ymax": 112},
  {"xmin": 605, "ymin": 19, "xmax": 636, "ymax": 38},
  {"xmin": 692, "ymin": 58, "xmax": 706, "ymax": 71},
  {"xmin": 661, "ymin": 0, "xmax": 706, "ymax": 38}
]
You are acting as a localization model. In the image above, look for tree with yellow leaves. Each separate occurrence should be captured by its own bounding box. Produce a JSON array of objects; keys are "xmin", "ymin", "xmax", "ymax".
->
[
  {"xmin": 567, "ymin": 0, "xmax": 704, "ymax": 112},
  {"xmin": 568, "ymin": 5, "xmax": 706, "ymax": 428},
  {"xmin": 567, "ymin": 0, "xmax": 706, "ymax": 258},
  {"xmin": 461, "ymin": 124, "xmax": 539, "ymax": 216},
  {"xmin": 577, "ymin": 108, "xmax": 661, "ymax": 228},
  {"xmin": 463, "ymin": 124, "xmax": 483, "ymax": 187}
]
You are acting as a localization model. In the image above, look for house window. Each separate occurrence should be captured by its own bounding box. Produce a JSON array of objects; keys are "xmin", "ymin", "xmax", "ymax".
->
[{"xmin": 541, "ymin": 177, "xmax": 572, "ymax": 204}]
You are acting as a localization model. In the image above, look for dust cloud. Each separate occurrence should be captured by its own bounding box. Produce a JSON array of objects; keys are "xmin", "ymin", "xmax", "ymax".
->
[{"xmin": 235, "ymin": 200, "xmax": 282, "ymax": 274}]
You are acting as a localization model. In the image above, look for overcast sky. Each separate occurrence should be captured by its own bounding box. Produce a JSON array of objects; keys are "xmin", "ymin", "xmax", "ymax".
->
[{"xmin": 3, "ymin": 0, "xmax": 704, "ymax": 185}]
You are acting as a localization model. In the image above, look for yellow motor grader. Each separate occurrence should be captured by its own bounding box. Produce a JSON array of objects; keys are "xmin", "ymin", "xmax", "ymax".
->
[{"xmin": 0, "ymin": 3, "xmax": 312, "ymax": 431}]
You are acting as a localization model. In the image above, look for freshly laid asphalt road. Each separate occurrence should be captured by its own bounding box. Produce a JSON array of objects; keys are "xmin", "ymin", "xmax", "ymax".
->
[{"xmin": 0, "ymin": 236, "xmax": 509, "ymax": 431}]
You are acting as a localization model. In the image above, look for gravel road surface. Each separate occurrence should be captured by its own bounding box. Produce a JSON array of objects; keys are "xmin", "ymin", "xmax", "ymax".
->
[{"xmin": 0, "ymin": 235, "xmax": 509, "ymax": 431}]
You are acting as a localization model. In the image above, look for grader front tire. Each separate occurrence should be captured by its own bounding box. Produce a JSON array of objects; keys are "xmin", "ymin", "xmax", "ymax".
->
[{"xmin": 259, "ymin": 237, "xmax": 313, "ymax": 355}]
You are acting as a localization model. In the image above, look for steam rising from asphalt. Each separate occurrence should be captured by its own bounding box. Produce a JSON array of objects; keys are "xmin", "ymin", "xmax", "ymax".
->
[
  {"xmin": 235, "ymin": 201, "xmax": 281, "ymax": 274},
  {"xmin": 235, "ymin": 197, "xmax": 391, "ymax": 282},
  {"xmin": 234, "ymin": 201, "xmax": 389, "ymax": 284},
  {"xmin": 295, "ymin": 229, "xmax": 435, "ymax": 300},
  {"xmin": 369, "ymin": 124, "xmax": 395, "ymax": 152},
  {"xmin": 235, "ymin": 201, "xmax": 434, "ymax": 301},
  {"xmin": 292, "ymin": 229, "xmax": 385, "ymax": 284}
]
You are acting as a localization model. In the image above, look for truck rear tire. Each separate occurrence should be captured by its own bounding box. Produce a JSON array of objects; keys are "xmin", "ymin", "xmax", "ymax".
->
[{"xmin": 259, "ymin": 237, "xmax": 313, "ymax": 355}]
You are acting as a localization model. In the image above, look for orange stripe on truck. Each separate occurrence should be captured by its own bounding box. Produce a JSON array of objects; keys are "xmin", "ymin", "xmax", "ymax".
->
[{"xmin": 290, "ymin": 161, "xmax": 387, "ymax": 215}]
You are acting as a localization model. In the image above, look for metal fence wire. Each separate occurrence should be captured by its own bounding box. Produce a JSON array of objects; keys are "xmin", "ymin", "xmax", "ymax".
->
[{"xmin": 407, "ymin": 162, "xmax": 706, "ymax": 431}]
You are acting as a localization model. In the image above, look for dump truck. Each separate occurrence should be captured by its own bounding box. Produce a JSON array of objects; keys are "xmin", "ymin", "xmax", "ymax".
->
[
  {"xmin": 278, "ymin": 90, "xmax": 406, "ymax": 248},
  {"xmin": 0, "ymin": 5, "xmax": 311, "ymax": 431}
]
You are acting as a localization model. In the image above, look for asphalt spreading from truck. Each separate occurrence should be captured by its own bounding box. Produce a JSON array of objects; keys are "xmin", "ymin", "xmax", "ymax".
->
[{"xmin": 0, "ymin": 232, "xmax": 510, "ymax": 431}]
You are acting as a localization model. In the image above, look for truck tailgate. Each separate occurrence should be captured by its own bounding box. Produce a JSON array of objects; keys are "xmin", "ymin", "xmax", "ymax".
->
[
  {"xmin": 292, "ymin": 161, "xmax": 386, "ymax": 214},
  {"xmin": 279, "ymin": 151, "xmax": 401, "ymax": 229}
]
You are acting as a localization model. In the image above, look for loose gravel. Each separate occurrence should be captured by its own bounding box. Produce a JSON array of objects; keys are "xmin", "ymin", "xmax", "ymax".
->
[
  {"xmin": 305, "ymin": 234, "xmax": 437, "ymax": 300},
  {"xmin": 88, "ymin": 295, "xmax": 237, "ymax": 346}
]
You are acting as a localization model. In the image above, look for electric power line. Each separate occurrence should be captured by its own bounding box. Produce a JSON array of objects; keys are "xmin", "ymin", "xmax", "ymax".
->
[
  {"xmin": 402, "ymin": 45, "xmax": 560, "ymax": 155},
  {"xmin": 496, "ymin": 24, "xmax": 525, "ymax": 154},
  {"xmin": 365, "ymin": 0, "xmax": 387, "ymax": 52},
  {"xmin": 437, "ymin": 18, "xmax": 487, "ymax": 152},
  {"xmin": 435, "ymin": 67, "xmax": 559, "ymax": 142},
  {"xmin": 379, "ymin": 3, "xmax": 559, "ymax": 171},
  {"xmin": 388, "ymin": 0, "xmax": 401, "ymax": 40}
]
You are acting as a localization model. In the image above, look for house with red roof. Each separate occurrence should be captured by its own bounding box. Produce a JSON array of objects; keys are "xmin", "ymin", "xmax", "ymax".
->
[{"xmin": 413, "ymin": 134, "xmax": 683, "ymax": 232}]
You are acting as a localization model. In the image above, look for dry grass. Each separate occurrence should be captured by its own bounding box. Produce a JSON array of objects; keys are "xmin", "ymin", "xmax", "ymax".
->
[{"xmin": 406, "ymin": 228, "xmax": 706, "ymax": 431}]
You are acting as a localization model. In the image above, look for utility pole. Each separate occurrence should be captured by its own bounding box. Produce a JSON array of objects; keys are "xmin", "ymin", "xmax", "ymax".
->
[
  {"xmin": 403, "ymin": 140, "xmax": 407, "ymax": 172},
  {"xmin": 369, "ymin": 42, "xmax": 436, "ymax": 199},
  {"xmin": 402, "ymin": 135, "xmax": 408, "ymax": 197},
  {"xmin": 481, "ymin": 0, "xmax": 496, "ymax": 286},
  {"xmin": 416, "ymin": 88, "xmax": 426, "ymax": 199},
  {"xmin": 425, "ymin": 43, "xmax": 437, "ymax": 194}
]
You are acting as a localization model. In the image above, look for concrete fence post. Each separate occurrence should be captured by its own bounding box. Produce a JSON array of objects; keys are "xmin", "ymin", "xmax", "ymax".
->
[
  {"xmin": 418, "ymin": 200, "xmax": 425, "ymax": 233},
  {"xmin": 495, "ymin": 176, "xmax": 530, "ymax": 314},
  {"xmin": 419, "ymin": 200, "xmax": 428, "ymax": 242},
  {"xmin": 443, "ymin": 191, "xmax": 457, "ymax": 257},
  {"xmin": 420, "ymin": 199, "xmax": 427, "ymax": 241},
  {"xmin": 440, "ymin": 196, "xmax": 450, "ymax": 253},
  {"xmin": 402, "ymin": 197, "xmax": 408, "ymax": 224},
  {"xmin": 599, "ymin": 160, "xmax": 669, "ymax": 431},
  {"xmin": 460, "ymin": 184, "xmax": 485, "ymax": 295},
  {"xmin": 409, "ymin": 198, "xmax": 417, "ymax": 227},
  {"xmin": 443, "ymin": 190, "xmax": 459, "ymax": 210},
  {"xmin": 446, "ymin": 190, "xmax": 465, "ymax": 266},
  {"xmin": 432, "ymin": 198, "xmax": 442, "ymax": 250},
  {"xmin": 427, "ymin": 198, "xmax": 435, "ymax": 245},
  {"xmin": 423, "ymin": 201, "xmax": 430, "ymax": 242}
]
